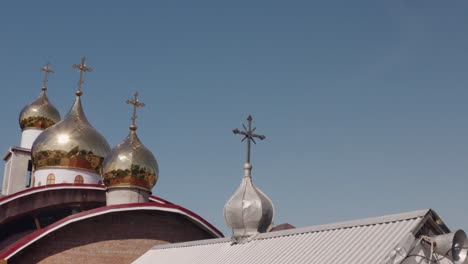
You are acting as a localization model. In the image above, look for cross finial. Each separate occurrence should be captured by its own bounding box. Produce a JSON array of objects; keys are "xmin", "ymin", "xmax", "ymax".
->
[
  {"xmin": 72, "ymin": 56, "xmax": 93, "ymax": 96},
  {"xmin": 126, "ymin": 92, "xmax": 145, "ymax": 131},
  {"xmin": 40, "ymin": 63, "xmax": 54, "ymax": 91},
  {"xmin": 233, "ymin": 115, "xmax": 266, "ymax": 164}
]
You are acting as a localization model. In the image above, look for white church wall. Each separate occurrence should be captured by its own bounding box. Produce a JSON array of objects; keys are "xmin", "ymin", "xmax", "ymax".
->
[
  {"xmin": 33, "ymin": 168, "xmax": 102, "ymax": 187},
  {"xmin": 2, "ymin": 150, "xmax": 31, "ymax": 195},
  {"xmin": 107, "ymin": 187, "xmax": 150, "ymax": 205},
  {"xmin": 20, "ymin": 129, "xmax": 42, "ymax": 149},
  {"xmin": 2, "ymin": 157, "xmax": 12, "ymax": 195}
]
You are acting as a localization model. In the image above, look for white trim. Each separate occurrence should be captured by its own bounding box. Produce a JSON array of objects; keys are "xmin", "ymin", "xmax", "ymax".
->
[
  {"xmin": 149, "ymin": 196, "xmax": 166, "ymax": 204},
  {"xmin": 4, "ymin": 205, "xmax": 222, "ymax": 260}
]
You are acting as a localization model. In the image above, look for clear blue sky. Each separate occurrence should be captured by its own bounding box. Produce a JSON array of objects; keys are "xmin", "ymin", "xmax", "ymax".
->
[{"xmin": 1, "ymin": 1, "xmax": 468, "ymax": 235}]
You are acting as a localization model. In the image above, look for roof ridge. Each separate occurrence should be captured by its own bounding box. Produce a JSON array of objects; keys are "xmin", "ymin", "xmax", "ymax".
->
[{"xmin": 149, "ymin": 209, "xmax": 430, "ymax": 251}]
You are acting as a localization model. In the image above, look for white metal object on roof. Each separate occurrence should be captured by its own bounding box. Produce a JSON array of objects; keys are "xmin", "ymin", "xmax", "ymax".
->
[
  {"xmin": 134, "ymin": 209, "xmax": 455, "ymax": 264},
  {"xmin": 224, "ymin": 163, "xmax": 274, "ymax": 241}
]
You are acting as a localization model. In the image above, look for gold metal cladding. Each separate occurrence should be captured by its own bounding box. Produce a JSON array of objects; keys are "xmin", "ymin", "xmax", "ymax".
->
[
  {"xmin": 19, "ymin": 91, "xmax": 60, "ymax": 130},
  {"xmin": 103, "ymin": 131, "xmax": 158, "ymax": 191},
  {"xmin": 32, "ymin": 96, "xmax": 110, "ymax": 173},
  {"xmin": 19, "ymin": 64, "xmax": 60, "ymax": 130},
  {"xmin": 33, "ymin": 151, "xmax": 105, "ymax": 174}
]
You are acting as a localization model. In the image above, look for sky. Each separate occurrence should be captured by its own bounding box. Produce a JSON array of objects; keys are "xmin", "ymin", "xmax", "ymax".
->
[{"xmin": 1, "ymin": 1, "xmax": 468, "ymax": 235}]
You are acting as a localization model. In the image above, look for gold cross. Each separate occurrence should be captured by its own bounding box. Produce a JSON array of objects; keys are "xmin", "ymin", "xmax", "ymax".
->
[
  {"xmin": 40, "ymin": 63, "xmax": 54, "ymax": 91},
  {"xmin": 233, "ymin": 115, "xmax": 266, "ymax": 164},
  {"xmin": 126, "ymin": 92, "xmax": 145, "ymax": 131},
  {"xmin": 72, "ymin": 56, "xmax": 93, "ymax": 95}
]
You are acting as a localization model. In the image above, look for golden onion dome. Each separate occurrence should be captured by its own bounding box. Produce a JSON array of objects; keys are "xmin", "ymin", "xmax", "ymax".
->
[
  {"xmin": 102, "ymin": 129, "xmax": 159, "ymax": 191},
  {"xmin": 31, "ymin": 94, "xmax": 110, "ymax": 174},
  {"xmin": 19, "ymin": 89, "xmax": 61, "ymax": 131}
]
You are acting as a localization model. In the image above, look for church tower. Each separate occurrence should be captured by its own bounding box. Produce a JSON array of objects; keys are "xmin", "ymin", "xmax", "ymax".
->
[
  {"xmin": 2, "ymin": 64, "xmax": 61, "ymax": 195},
  {"xmin": 31, "ymin": 57, "xmax": 110, "ymax": 186},
  {"xmin": 102, "ymin": 92, "xmax": 159, "ymax": 205}
]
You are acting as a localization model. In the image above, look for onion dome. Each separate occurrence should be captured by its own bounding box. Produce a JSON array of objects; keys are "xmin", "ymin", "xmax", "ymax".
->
[
  {"xmin": 102, "ymin": 92, "xmax": 158, "ymax": 192},
  {"xmin": 31, "ymin": 91, "xmax": 110, "ymax": 174},
  {"xmin": 224, "ymin": 163, "xmax": 274, "ymax": 241},
  {"xmin": 19, "ymin": 65, "xmax": 60, "ymax": 131},
  {"xmin": 102, "ymin": 129, "xmax": 158, "ymax": 191},
  {"xmin": 224, "ymin": 115, "xmax": 274, "ymax": 241}
]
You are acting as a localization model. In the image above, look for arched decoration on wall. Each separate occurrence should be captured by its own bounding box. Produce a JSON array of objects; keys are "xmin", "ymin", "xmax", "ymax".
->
[
  {"xmin": 74, "ymin": 175, "xmax": 84, "ymax": 184},
  {"xmin": 46, "ymin": 173, "xmax": 55, "ymax": 185}
]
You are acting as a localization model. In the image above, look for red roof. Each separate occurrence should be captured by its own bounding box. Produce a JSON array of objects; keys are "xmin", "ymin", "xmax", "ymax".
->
[
  {"xmin": 0, "ymin": 184, "xmax": 223, "ymax": 259},
  {"xmin": 0, "ymin": 202, "xmax": 223, "ymax": 260}
]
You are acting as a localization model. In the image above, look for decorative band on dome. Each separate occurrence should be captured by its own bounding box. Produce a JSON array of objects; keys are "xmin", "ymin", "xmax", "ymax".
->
[
  {"xmin": 33, "ymin": 148, "xmax": 106, "ymax": 174},
  {"xmin": 103, "ymin": 169, "xmax": 156, "ymax": 191},
  {"xmin": 20, "ymin": 116, "xmax": 58, "ymax": 130}
]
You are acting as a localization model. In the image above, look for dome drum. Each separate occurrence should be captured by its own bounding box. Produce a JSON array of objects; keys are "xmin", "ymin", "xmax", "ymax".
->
[
  {"xmin": 33, "ymin": 168, "xmax": 102, "ymax": 186},
  {"xmin": 21, "ymin": 129, "xmax": 43, "ymax": 149},
  {"xmin": 106, "ymin": 187, "xmax": 150, "ymax": 205}
]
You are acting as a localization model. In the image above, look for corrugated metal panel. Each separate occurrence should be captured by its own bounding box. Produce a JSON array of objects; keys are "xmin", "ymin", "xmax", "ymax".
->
[{"xmin": 134, "ymin": 210, "xmax": 428, "ymax": 264}]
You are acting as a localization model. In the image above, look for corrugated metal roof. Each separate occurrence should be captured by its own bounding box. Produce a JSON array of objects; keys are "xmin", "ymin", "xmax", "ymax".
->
[{"xmin": 134, "ymin": 209, "xmax": 431, "ymax": 264}]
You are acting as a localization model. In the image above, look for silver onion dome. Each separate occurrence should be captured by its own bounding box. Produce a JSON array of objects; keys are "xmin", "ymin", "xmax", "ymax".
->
[{"xmin": 224, "ymin": 163, "xmax": 274, "ymax": 241}]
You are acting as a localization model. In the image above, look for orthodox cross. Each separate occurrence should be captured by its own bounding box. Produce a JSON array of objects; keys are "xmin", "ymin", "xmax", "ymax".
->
[
  {"xmin": 72, "ymin": 56, "xmax": 93, "ymax": 95},
  {"xmin": 126, "ymin": 92, "xmax": 145, "ymax": 131},
  {"xmin": 40, "ymin": 63, "xmax": 54, "ymax": 91},
  {"xmin": 233, "ymin": 115, "xmax": 266, "ymax": 164}
]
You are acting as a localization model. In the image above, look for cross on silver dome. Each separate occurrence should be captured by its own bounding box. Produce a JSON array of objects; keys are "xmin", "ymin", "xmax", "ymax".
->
[
  {"xmin": 225, "ymin": 115, "xmax": 274, "ymax": 242},
  {"xmin": 233, "ymin": 115, "xmax": 266, "ymax": 164}
]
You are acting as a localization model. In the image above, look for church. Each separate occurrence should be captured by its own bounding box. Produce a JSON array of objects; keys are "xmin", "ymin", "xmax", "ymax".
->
[
  {"xmin": 0, "ymin": 58, "xmax": 222, "ymax": 264},
  {"xmin": 1, "ymin": 57, "xmax": 467, "ymax": 264}
]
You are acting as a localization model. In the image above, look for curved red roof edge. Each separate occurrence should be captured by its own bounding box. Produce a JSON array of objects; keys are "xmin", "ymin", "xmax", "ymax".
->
[
  {"xmin": 0, "ymin": 184, "xmax": 221, "ymax": 234},
  {"xmin": 0, "ymin": 183, "xmax": 105, "ymax": 204},
  {"xmin": 0, "ymin": 183, "xmax": 170, "ymax": 205},
  {"xmin": 0, "ymin": 202, "xmax": 223, "ymax": 259},
  {"xmin": 149, "ymin": 194, "xmax": 173, "ymax": 204}
]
